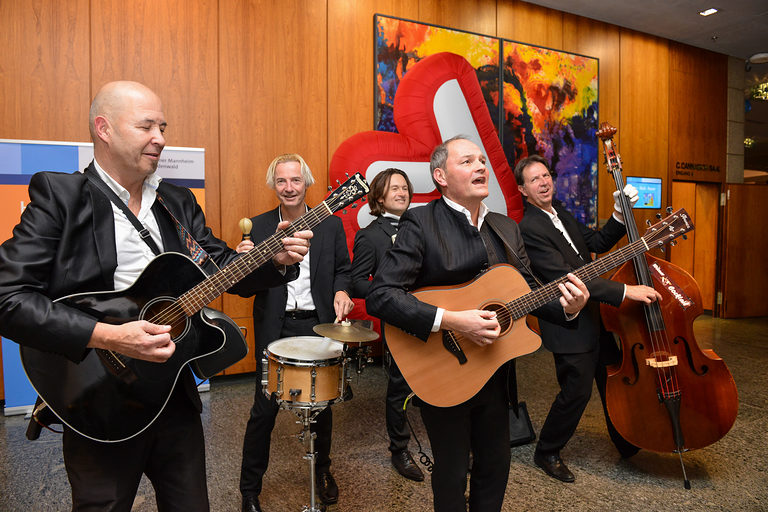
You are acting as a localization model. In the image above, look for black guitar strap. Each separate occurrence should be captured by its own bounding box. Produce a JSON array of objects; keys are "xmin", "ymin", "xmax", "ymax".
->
[
  {"xmin": 84, "ymin": 169, "xmax": 161, "ymax": 256},
  {"xmin": 85, "ymin": 169, "xmax": 212, "ymax": 269}
]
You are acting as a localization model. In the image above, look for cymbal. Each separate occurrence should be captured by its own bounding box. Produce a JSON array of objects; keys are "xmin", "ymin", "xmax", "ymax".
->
[{"xmin": 313, "ymin": 320, "xmax": 380, "ymax": 342}]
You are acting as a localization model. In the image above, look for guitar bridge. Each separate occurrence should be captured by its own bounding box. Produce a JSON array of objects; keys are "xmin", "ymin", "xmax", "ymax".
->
[
  {"xmin": 96, "ymin": 349, "xmax": 138, "ymax": 384},
  {"xmin": 442, "ymin": 330, "xmax": 467, "ymax": 365}
]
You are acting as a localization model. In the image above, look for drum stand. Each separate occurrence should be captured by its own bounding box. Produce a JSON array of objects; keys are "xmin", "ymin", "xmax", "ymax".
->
[
  {"xmin": 292, "ymin": 406, "xmax": 327, "ymax": 512},
  {"xmin": 350, "ymin": 343, "xmax": 373, "ymax": 374}
]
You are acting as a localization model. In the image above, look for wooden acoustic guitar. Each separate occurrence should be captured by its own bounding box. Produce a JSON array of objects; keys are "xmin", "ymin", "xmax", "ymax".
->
[
  {"xmin": 20, "ymin": 173, "xmax": 369, "ymax": 442},
  {"xmin": 384, "ymin": 209, "xmax": 694, "ymax": 408}
]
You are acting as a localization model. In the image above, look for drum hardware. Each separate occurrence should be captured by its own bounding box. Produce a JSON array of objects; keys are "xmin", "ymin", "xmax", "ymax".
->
[
  {"xmin": 348, "ymin": 343, "xmax": 373, "ymax": 375},
  {"xmin": 262, "ymin": 336, "xmax": 354, "ymax": 510},
  {"xmin": 295, "ymin": 407, "xmax": 325, "ymax": 512}
]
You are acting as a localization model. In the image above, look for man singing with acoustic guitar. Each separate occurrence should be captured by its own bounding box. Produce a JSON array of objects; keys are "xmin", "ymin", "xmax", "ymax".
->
[{"xmin": 366, "ymin": 135, "xmax": 590, "ymax": 512}]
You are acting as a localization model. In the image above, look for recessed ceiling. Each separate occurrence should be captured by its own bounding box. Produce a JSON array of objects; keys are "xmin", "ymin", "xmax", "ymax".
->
[{"xmin": 521, "ymin": 0, "xmax": 768, "ymax": 61}]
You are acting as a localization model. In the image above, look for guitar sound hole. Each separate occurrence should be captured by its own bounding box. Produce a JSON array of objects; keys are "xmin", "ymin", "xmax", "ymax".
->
[
  {"xmin": 483, "ymin": 302, "xmax": 511, "ymax": 334},
  {"xmin": 140, "ymin": 296, "xmax": 191, "ymax": 342}
]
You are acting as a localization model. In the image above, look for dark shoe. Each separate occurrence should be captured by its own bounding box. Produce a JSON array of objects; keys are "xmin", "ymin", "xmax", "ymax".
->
[
  {"xmin": 316, "ymin": 470, "xmax": 338, "ymax": 505},
  {"xmin": 242, "ymin": 495, "xmax": 262, "ymax": 512},
  {"xmin": 391, "ymin": 449, "xmax": 425, "ymax": 481},
  {"xmin": 534, "ymin": 451, "xmax": 575, "ymax": 483},
  {"xmin": 617, "ymin": 443, "xmax": 641, "ymax": 459}
]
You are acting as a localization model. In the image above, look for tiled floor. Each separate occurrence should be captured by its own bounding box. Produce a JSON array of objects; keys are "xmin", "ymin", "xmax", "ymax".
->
[{"xmin": 1, "ymin": 315, "xmax": 766, "ymax": 511}]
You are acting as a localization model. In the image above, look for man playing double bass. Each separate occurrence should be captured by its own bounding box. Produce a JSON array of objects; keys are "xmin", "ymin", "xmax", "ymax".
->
[{"xmin": 515, "ymin": 155, "xmax": 661, "ymax": 483}]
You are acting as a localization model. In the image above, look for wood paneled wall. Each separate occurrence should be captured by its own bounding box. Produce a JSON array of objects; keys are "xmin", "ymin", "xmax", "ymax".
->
[{"xmin": 0, "ymin": 0, "xmax": 730, "ymax": 390}]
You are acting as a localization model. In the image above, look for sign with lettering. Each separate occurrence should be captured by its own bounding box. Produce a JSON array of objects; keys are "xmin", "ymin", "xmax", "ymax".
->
[{"xmin": 672, "ymin": 160, "xmax": 724, "ymax": 182}]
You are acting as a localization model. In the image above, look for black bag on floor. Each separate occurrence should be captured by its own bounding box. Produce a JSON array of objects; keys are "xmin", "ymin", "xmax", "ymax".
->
[{"xmin": 509, "ymin": 401, "xmax": 535, "ymax": 447}]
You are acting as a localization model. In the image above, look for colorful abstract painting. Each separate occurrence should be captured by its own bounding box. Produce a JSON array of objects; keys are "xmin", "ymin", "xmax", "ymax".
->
[
  {"xmin": 502, "ymin": 41, "xmax": 599, "ymax": 225},
  {"xmin": 374, "ymin": 15, "xmax": 500, "ymax": 134},
  {"xmin": 374, "ymin": 15, "xmax": 599, "ymax": 226}
]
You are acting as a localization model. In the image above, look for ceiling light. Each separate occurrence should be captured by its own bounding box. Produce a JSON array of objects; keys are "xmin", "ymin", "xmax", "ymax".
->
[
  {"xmin": 751, "ymin": 83, "xmax": 768, "ymax": 101},
  {"xmin": 748, "ymin": 53, "xmax": 768, "ymax": 65},
  {"xmin": 699, "ymin": 8, "xmax": 719, "ymax": 16}
]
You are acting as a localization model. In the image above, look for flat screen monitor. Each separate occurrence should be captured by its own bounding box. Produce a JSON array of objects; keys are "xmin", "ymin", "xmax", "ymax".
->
[{"xmin": 625, "ymin": 176, "xmax": 662, "ymax": 209}]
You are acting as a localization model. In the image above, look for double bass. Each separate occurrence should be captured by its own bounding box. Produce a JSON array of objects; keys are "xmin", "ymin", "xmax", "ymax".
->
[{"xmin": 597, "ymin": 124, "xmax": 738, "ymax": 488}]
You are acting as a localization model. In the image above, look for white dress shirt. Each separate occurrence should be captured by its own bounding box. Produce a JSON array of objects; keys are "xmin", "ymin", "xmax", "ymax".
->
[
  {"xmin": 93, "ymin": 160, "xmax": 164, "ymax": 291},
  {"xmin": 280, "ymin": 205, "xmax": 316, "ymax": 311}
]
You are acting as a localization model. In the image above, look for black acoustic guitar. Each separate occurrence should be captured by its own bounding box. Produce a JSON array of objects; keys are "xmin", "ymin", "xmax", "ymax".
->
[{"xmin": 20, "ymin": 173, "xmax": 369, "ymax": 442}]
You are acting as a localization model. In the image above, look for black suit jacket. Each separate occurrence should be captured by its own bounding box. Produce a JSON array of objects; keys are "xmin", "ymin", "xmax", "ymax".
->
[
  {"xmin": 0, "ymin": 164, "xmax": 292, "ymax": 409},
  {"xmin": 518, "ymin": 203, "xmax": 626, "ymax": 353},
  {"xmin": 367, "ymin": 198, "xmax": 565, "ymax": 344},
  {"xmin": 349, "ymin": 216, "xmax": 398, "ymax": 299},
  {"xmin": 246, "ymin": 206, "xmax": 351, "ymax": 352}
]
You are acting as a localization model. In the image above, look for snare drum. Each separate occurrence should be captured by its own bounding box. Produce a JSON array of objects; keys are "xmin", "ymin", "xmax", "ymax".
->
[{"xmin": 262, "ymin": 336, "xmax": 348, "ymax": 408}]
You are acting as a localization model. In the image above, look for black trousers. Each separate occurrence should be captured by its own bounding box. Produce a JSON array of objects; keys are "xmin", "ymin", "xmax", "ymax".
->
[
  {"xmin": 383, "ymin": 344, "xmax": 413, "ymax": 453},
  {"xmin": 419, "ymin": 368, "xmax": 510, "ymax": 512},
  {"xmin": 239, "ymin": 314, "xmax": 333, "ymax": 497},
  {"xmin": 536, "ymin": 343, "xmax": 634, "ymax": 456},
  {"xmin": 63, "ymin": 385, "xmax": 208, "ymax": 512}
]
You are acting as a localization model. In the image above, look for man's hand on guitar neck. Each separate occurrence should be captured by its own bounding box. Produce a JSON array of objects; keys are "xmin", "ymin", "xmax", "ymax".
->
[
  {"xmin": 441, "ymin": 309, "xmax": 501, "ymax": 347},
  {"xmin": 235, "ymin": 221, "xmax": 313, "ymax": 268},
  {"xmin": 558, "ymin": 273, "xmax": 590, "ymax": 316},
  {"xmin": 88, "ymin": 321, "xmax": 175, "ymax": 362}
]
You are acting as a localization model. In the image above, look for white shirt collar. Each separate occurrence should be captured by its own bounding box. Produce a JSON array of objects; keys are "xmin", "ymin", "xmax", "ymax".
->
[
  {"xmin": 442, "ymin": 196, "xmax": 489, "ymax": 229},
  {"xmin": 381, "ymin": 212, "xmax": 400, "ymax": 222},
  {"xmin": 92, "ymin": 159, "xmax": 162, "ymax": 203}
]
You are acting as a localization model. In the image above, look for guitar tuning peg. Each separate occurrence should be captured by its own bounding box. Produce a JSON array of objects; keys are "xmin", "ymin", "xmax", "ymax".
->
[
  {"xmin": 342, "ymin": 209, "xmax": 347, "ymax": 215},
  {"xmin": 345, "ymin": 172, "xmax": 350, "ymax": 177},
  {"xmin": 361, "ymin": 197, "xmax": 366, "ymax": 202},
  {"xmin": 327, "ymin": 186, "xmax": 332, "ymax": 191},
  {"xmin": 656, "ymin": 213, "xmax": 662, "ymax": 219},
  {"xmin": 682, "ymin": 234, "xmax": 688, "ymax": 240},
  {"xmin": 646, "ymin": 219, "xmax": 652, "ymax": 227},
  {"xmin": 659, "ymin": 247, "xmax": 665, "ymax": 254},
  {"xmin": 350, "ymin": 203, "xmax": 357, "ymax": 209},
  {"xmin": 666, "ymin": 206, "xmax": 673, "ymax": 214},
  {"xmin": 670, "ymin": 240, "xmax": 677, "ymax": 246},
  {"xmin": 336, "ymin": 180, "xmax": 341, "ymax": 185}
]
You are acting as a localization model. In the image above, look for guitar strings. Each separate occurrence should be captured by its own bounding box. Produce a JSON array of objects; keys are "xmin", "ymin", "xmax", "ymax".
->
[
  {"xmin": 487, "ymin": 217, "xmax": 683, "ymax": 338},
  {"xmin": 610, "ymin": 161, "xmax": 681, "ymax": 403}
]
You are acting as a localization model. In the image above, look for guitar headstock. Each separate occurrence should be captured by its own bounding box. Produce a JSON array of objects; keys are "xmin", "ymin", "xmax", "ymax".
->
[
  {"xmin": 325, "ymin": 173, "xmax": 370, "ymax": 214},
  {"xmin": 642, "ymin": 208, "xmax": 694, "ymax": 248}
]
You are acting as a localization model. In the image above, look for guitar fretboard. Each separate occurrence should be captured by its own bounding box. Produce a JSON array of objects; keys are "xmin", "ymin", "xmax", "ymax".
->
[
  {"xmin": 177, "ymin": 201, "xmax": 333, "ymax": 315},
  {"xmin": 507, "ymin": 233, "xmax": 653, "ymax": 319}
]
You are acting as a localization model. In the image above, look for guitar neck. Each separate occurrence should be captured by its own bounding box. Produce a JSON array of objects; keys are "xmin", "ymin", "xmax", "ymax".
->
[
  {"xmin": 176, "ymin": 201, "xmax": 333, "ymax": 315},
  {"xmin": 507, "ymin": 236, "xmax": 651, "ymax": 319}
]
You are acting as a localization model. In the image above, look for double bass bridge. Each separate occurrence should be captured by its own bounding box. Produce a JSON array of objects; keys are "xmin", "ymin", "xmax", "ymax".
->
[{"xmin": 646, "ymin": 354, "xmax": 679, "ymax": 368}]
